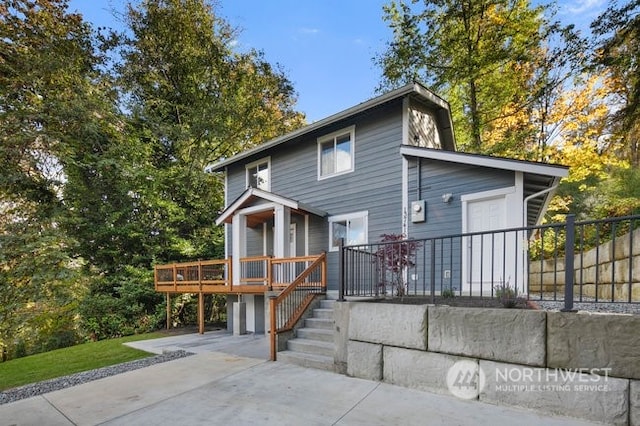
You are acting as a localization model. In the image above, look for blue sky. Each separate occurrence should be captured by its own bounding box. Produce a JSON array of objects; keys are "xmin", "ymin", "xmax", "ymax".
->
[{"xmin": 67, "ymin": 0, "xmax": 607, "ymax": 123}]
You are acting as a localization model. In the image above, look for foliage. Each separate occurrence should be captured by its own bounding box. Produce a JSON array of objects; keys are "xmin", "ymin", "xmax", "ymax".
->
[
  {"xmin": 78, "ymin": 267, "xmax": 165, "ymax": 340},
  {"xmin": 169, "ymin": 294, "xmax": 227, "ymax": 328},
  {"xmin": 376, "ymin": 0, "xmax": 582, "ymax": 154},
  {"xmin": 96, "ymin": 0, "xmax": 307, "ymax": 265},
  {"xmin": 540, "ymin": 73, "xmax": 630, "ymax": 221},
  {"xmin": 376, "ymin": 0, "xmax": 637, "ymax": 221},
  {"xmin": 494, "ymin": 281, "xmax": 520, "ymax": 308},
  {"xmin": 69, "ymin": 0, "xmax": 305, "ymax": 341},
  {"xmin": 375, "ymin": 234, "xmax": 422, "ymax": 297},
  {"xmin": 528, "ymin": 214, "xmax": 639, "ymax": 266},
  {"xmin": 441, "ymin": 287, "xmax": 456, "ymax": 299},
  {"xmin": 0, "ymin": 0, "xmax": 99, "ymax": 358},
  {"xmin": 0, "ymin": 332, "xmax": 166, "ymax": 390},
  {"xmin": 528, "ymin": 226, "xmax": 565, "ymax": 261},
  {"xmin": 588, "ymin": 167, "xmax": 640, "ymax": 218},
  {"xmin": 0, "ymin": 0, "xmax": 307, "ymax": 357},
  {"xmin": 591, "ymin": 0, "xmax": 640, "ymax": 166}
]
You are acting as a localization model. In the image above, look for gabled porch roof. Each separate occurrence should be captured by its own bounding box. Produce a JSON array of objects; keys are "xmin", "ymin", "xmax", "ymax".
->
[{"xmin": 215, "ymin": 187, "xmax": 327, "ymax": 226}]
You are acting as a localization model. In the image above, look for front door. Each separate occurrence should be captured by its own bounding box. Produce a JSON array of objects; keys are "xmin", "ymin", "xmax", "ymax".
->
[{"xmin": 465, "ymin": 196, "xmax": 507, "ymax": 293}]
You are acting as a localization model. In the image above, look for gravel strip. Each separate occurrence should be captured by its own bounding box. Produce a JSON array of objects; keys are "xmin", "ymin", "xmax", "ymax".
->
[
  {"xmin": 0, "ymin": 350, "xmax": 193, "ymax": 405},
  {"xmin": 533, "ymin": 299, "xmax": 640, "ymax": 315}
]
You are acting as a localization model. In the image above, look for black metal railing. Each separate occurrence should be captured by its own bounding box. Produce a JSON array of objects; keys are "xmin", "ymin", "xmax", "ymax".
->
[
  {"xmin": 339, "ymin": 214, "xmax": 640, "ymax": 311},
  {"xmin": 528, "ymin": 214, "xmax": 640, "ymax": 308}
]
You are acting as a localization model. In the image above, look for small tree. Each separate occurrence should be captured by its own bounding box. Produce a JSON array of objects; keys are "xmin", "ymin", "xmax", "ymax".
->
[{"xmin": 375, "ymin": 234, "xmax": 422, "ymax": 297}]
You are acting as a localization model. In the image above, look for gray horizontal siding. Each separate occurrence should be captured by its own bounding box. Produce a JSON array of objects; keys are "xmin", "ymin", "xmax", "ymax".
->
[
  {"xmin": 407, "ymin": 158, "xmax": 514, "ymax": 240},
  {"xmin": 226, "ymin": 162, "xmax": 247, "ymax": 204},
  {"xmin": 404, "ymin": 159, "xmax": 515, "ymax": 293},
  {"xmin": 221, "ymin": 101, "xmax": 405, "ymax": 290}
]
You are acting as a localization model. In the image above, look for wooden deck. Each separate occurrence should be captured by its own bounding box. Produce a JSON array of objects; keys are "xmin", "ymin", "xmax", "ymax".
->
[{"xmin": 154, "ymin": 254, "xmax": 327, "ymax": 335}]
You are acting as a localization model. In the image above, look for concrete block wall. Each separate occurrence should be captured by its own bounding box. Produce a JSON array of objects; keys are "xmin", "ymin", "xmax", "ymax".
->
[
  {"xmin": 529, "ymin": 228, "xmax": 640, "ymax": 300},
  {"xmin": 337, "ymin": 301, "xmax": 640, "ymax": 425}
]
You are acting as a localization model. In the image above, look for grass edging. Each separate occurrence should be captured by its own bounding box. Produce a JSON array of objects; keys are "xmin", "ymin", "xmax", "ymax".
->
[{"xmin": 0, "ymin": 332, "xmax": 168, "ymax": 391}]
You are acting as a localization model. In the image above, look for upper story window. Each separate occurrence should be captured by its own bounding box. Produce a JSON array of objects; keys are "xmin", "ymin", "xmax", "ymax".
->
[
  {"xmin": 318, "ymin": 126, "xmax": 355, "ymax": 179},
  {"xmin": 246, "ymin": 157, "xmax": 270, "ymax": 191}
]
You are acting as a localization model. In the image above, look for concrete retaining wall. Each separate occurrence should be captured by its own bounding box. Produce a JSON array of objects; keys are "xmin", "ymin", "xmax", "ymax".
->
[
  {"xmin": 338, "ymin": 301, "xmax": 640, "ymax": 425},
  {"xmin": 529, "ymin": 228, "xmax": 640, "ymax": 300}
]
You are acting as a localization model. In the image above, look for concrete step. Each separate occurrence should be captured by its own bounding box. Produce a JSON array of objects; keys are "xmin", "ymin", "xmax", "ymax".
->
[
  {"xmin": 312, "ymin": 308, "xmax": 334, "ymax": 319},
  {"xmin": 287, "ymin": 338, "xmax": 334, "ymax": 357},
  {"xmin": 319, "ymin": 299, "xmax": 336, "ymax": 309},
  {"xmin": 276, "ymin": 350, "xmax": 336, "ymax": 372},
  {"xmin": 296, "ymin": 327, "xmax": 334, "ymax": 343},
  {"xmin": 305, "ymin": 317, "xmax": 334, "ymax": 330}
]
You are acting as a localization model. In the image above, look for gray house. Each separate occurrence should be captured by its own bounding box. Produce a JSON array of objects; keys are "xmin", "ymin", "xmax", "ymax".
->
[{"xmin": 206, "ymin": 82, "xmax": 568, "ymax": 333}]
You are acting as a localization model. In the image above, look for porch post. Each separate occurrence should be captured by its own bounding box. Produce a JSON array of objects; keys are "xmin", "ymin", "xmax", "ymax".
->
[
  {"xmin": 166, "ymin": 293, "xmax": 171, "ymax": 330},
  {"xmin": 198, "ymin": 292, "xmax": 205, "ymax": 334},
  {"xmin": 232, "ymin": 213, "xmax": 247, "ymax": 285},
  {"xmin": 273, "ymin": 205, "xmax": 291, "ymax": 258}
]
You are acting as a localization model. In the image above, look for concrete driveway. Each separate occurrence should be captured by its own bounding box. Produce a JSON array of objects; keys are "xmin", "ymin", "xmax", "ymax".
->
[{"xmin": 0, "ymin": 332, "xmax": 598, "ymax": 426}]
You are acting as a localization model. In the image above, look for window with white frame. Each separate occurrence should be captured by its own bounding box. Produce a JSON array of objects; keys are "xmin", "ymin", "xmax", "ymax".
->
[
  {"xmin": 318, "ymin": 126, "xmax": 355, "ymax": 179},
  {"xmin": 328, "ymin": 211, "xmax": 368, "ymax": 251},
  {"xmin": 246, "ymin": 157, "xmax": 270, "ymax": 190}
]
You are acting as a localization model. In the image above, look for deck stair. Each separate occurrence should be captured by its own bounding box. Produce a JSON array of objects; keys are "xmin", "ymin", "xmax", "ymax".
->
[{"xmin": 277, "ymin": 299, "xmax": 336, "ymax": 372}]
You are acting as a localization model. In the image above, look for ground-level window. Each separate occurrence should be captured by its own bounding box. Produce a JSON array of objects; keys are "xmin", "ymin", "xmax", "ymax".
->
[
  {"xmin": 328, "ymin": 211, "xmax": 368, "ymax": 251},
  {"xmin": 318, "ymin": 126, "xmax": 355, "ymax": 179},
  {"xmin": 246, "ymin": 157, "xmax": 270, "ymax": 190}
]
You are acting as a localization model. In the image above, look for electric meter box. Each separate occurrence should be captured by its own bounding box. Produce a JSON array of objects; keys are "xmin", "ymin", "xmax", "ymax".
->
[{"xmin": 411, "ymin": 200, "xmax": 426, "ymax": 223}]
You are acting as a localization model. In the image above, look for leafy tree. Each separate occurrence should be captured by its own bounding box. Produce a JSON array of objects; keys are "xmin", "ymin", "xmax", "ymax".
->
[
  {"xmin": 114, "ymin": 0, "xmax": 305, "ymax": 262},
  {"xmin": 0, "ymin": 0, "xmax": 102, "ymax": 357},
  {"xmin": 0, "ymin": 0, "xmax": 95, "ymax": 207},
  {"xmin": 376, "ymin": 0, "xmax": 582, "ymax": 155},
  {"xmin": 544, "ymin": 74, "xmax": 628, "ymax": 220},
  {"xmin": 69, "ymin": 0, "xmax": 307, "ymax": 337},
  {"xmin": 592, "ymin": 0, "xmax": 640, "ymax": 166},
  {"xmin": 0, "ymin": 201, "xmax": 84, "ymax": 358}
]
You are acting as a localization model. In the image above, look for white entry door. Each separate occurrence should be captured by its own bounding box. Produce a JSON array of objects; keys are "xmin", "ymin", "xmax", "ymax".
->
[
  {"xmin": 272, "ymin": 223, "xmax": 298, "ymax": 284},
  {"xmin": 465, "ymin": 196, "xmax": 507, "ymax": 293}
]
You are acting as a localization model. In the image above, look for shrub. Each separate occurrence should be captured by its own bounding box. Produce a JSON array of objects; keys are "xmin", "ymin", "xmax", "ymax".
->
[
  {"xmin": 375, "ymin": 234, "xmax": 422, "ymax": 297},
  {"xmin": 494, "ymin": 282, "xmax": 519, "ymax": 308},
  {"xmin": 78, "ymin": 267, "xmax": 164, "ymax": 340},
  {"xmin": 441, "ymin": 287, "xmax": 456, "ymax": 299}
]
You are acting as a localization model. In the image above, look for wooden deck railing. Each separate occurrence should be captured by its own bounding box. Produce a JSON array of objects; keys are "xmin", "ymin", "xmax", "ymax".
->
[
  {"xmin": 269, "ymin": 253, "xmax": 327, "ymax": 361},
  {"xmin": 154, "ymin": 254, "xmax": 326, "ymax": 294},
  {"xmin": 154, "ymin": 259, "xmax": 231, "ymax": 293},
  {"xmin": 154, "ymin": 254, "xmax": 327, "ymax": 338}
]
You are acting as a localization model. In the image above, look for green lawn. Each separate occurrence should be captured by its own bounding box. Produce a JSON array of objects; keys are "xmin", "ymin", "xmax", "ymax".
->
[{"xmin": 0, "ymin": 332, "xmax": 167, "ymax": 391}]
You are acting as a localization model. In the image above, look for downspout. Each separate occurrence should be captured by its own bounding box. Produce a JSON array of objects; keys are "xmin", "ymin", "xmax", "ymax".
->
[
  {"xmin": 523, "ymin": 181, "xmax": 560, "ymax": 228},
  {"xmin": 522, "ymin": 180, "xmax": 560, "ymax": 295}
]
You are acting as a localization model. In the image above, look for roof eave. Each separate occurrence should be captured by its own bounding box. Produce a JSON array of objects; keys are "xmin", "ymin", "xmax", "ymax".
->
[{"xmin": 400, "ymin": 146, "xmax": 569, "ymax": 178}]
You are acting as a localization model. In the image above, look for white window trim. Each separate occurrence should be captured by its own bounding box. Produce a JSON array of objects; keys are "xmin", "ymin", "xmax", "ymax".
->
[
  {"xmin": 245, "ymin": 156, "xmax": 271, "ymax": 191},
  {"xmin": 328, "ymin": 210, "xmax": 368, "ymax": 252},
  {"xmin": 317, "ymin": 125, "xmax": 355, "ymax": 180}
]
